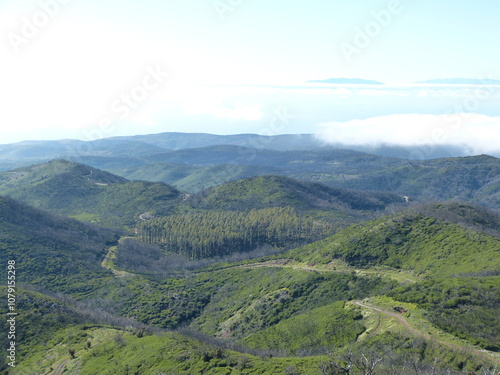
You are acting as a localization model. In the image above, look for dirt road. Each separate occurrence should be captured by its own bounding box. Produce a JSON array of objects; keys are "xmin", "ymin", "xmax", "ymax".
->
[{"xmin": 354, "ymin": 301, "xmax": 500, "ymax": 365}]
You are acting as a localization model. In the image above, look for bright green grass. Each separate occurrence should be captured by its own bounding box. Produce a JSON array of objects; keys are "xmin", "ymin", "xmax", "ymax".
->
[{"xmin": 243, "ymin": 301, "xmax": 365, "ymax": 355}]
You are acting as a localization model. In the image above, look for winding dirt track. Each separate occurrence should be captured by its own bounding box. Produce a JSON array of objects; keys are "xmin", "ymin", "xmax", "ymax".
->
[
  {"xmin": 354, "ymin": 301, "xmax": 500, "ymax": 365},
  {"xmin": 100, "ymin": 243, "xmax": 135, "ymax": 277}
]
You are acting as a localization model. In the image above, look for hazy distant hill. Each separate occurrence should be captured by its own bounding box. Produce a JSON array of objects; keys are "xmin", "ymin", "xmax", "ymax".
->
[
  {"xmin": 102, "ymin": 150, "xmax": 500, "ymax": 211},
  {"xmin": 110, "ymin": 132, "xmax": 327, "ymax": 151},
  {"xmin": 1, "ymin": 133, "xmax": 487, "ymax": 173},
  {"xmin": 417, "ymin": 78, "xmax": 500, "ymax": 85},
  {"xmin": 330, "ymin": 155, "xmax": 500, "ymax": 209},
  {"xmin": 307, "ymin": 78, "xmax": 384, "ymax": 85},
  {"xmin": 0, "ymin": 160, "xmax": 182, "ymax": 228},
  {"xmin": 111, "ymin": 162, "xmax": 272, "ymax": 193}
]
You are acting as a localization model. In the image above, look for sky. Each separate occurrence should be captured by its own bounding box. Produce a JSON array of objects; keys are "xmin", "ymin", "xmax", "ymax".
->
[{"xmin": 0, "ymin": 0, "xmax": 499, "ymax": 154}]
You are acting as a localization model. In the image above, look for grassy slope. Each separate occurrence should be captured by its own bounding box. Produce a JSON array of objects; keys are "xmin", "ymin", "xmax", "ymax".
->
[
  {"xmin": 0, "ymin": 288, "xmax": 105, "ymax": 373},
  {"xmin": 389, "ymin": 276, "xmax": 500, "ymax": 350},
  {"xmin": 8, "ymin": 293, "xmax": 498, "ymax": 375},
  {"xmin": 11, "ymin": 325, "xmax": 329, "ymax": 375},
  {"xmin": 242, "ymin": 301, "xmax": 365, "ymax": 355}
]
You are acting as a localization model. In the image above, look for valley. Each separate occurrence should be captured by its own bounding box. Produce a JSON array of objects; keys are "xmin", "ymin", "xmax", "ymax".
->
[{"xmin": 0, "ymin": 133, "xmax": 499, "ymax": 374}]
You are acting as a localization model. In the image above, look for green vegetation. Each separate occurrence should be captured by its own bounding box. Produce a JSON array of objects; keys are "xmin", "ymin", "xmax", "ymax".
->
[
  {"xmin": 9, "ymin": 324, "xmax": 327, "ymax": 375},
  {"xmin": 0, "ymin": 196, "xmax": 115, "ymax": 295},
  {"xmin": 95, "ymin": 144, "xmax": 500, "ymax": 211},
  {"xmin": 330, "ymin": 154, "xmax": 500, "ymax": 209},
  {"xmin": 113, "ymin": 162, "xmax": 264, "ymax": 193},
  {"xmin": 0, "ymin": 288, "xmax": 89, "ymax": 372},
  {"xmin": 0, "ymin": 160, "xmax": 182, "ymax": 229},
  {"xmin": 139, "ymin": 207, "xmax": 333, "ymax": 259},
  {"xmin": 192, "ymin": 175, "xmax": 403, "ymax": 215},
  {"xmin": 0, "ymin": 147, "xmax": 499, "ymax": 374},
  {"xmin": 243, "ymin": 301, "xmax": 365, "ymax": 355},
  {"xmin": 390, "ymin": 277, "xmax": 500, "ymax": 350},
  {"xmin": 285, "ymin": 208, "xmax": 500, "ymax": 277}
]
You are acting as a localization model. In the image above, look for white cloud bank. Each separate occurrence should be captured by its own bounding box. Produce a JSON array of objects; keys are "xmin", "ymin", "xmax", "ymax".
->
[{"xmin": 316, "ymin": 113, "xmax": 500, "ymax": 155}]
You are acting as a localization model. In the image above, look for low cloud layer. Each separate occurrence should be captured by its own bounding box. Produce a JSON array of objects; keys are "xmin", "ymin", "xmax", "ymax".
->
[{"xmin": 316, "ymin": 113, "xmax": 500, "ymax": 155}]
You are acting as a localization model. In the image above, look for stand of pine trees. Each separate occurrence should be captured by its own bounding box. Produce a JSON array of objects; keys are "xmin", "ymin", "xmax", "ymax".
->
[{"xmin": 138, "ymin": 207, "xmax": 331, "ymax": 260}]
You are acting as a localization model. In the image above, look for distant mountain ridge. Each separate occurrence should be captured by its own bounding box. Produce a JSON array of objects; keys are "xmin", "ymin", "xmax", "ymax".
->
[
  {"xmin": 1, "ymin": 133, "xmax": 496, "ymax": 175},
  {"xmin": 307, "ymin": 78, "xmax": 384, "ymax": 85},
  {"xmin": 417, "ymin": 78, "xmax": 500, "ymax": 85}
]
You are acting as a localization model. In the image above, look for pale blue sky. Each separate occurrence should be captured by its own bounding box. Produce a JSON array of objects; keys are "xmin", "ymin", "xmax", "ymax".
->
[
  {"xmin": 43, "ymin": 0, "xmax": 498, "ymax": 84},
  {"xmin": 0, "ymin": 0, "xmax": 499, "ymax": 151}
]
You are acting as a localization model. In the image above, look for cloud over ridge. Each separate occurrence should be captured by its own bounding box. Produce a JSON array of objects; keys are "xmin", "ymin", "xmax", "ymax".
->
[{"xmin": 316, "ymin": 113, "xmax": 500, "ymax": 155}]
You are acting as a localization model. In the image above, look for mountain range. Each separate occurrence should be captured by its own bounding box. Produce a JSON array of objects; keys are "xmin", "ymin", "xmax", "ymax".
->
[
  {"xmin": 2, "ymin": 133, "xmax": 494, "ymax": 174},
  {"xmin": 0, "ymin": 132, "xmax": 499, "ymax": 374}
]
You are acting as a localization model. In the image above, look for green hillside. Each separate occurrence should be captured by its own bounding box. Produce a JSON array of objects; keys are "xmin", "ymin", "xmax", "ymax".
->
[
  {"xmin": 1, "ymin": 198, "xmax": 500, "ymax": 373},
  {"xmin": 390, "ymin": 276, "xmax": 500, "ymax": 350},
  {"xmin": 108, "ymin": 162, "xmax": 274, "ymax": 193},
  {"xmin": 245, "ymin": 203, "xmax": 500, "ymax": 354},
  {"xmin": 329, "ymin": 155, "xmax": 500, "ymax": 208},
  {"xmin": 191, "ymin": 175, "xmax": 404, "ymax": 217},
  {"xmin": 92, "ymin": 148, "xmax": 500, "ymax": 211},
  {"xmin": 0, "ymin": 196, "xmax": 115, "ymax": 294},
  {"xmin": 284, "ymin": 204, "xmax": 500, "ymax": 278},
  {"xmin": 242, "ymin": 301, "xmax": 365, "ymax": 355},
  {"xmin": 0, "ymin": 160, "xmax": 183, "ymax": 229}
]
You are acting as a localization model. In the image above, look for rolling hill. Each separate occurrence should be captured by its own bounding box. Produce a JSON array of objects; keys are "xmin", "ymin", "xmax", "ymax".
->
[
  {"xmin": 0, "ymin": 160, "xmax": 183, "ymax": 229},
  {"xmin": 191, "ymin": 175, "xmax": 405, "ymax": 214},
  {"xmin": 0, "ymin": 135, "xmax": 499, "ymax": 373},
  {"xmin": 283, "ymin": 203, "xmax": 500, "ymax": 277},
  {"xmin": 82, "ymin": 147, "xmax": 500, "ymax": 211},
  {"xmin": 330, "ymin": 155, "xmax": 500, "ymax": 205},
  {"xmin": 99, "ymin": 146, "xmax": 405, "ymax": 192},
  {"xmin": 108, "ymin": 162, "xmax": 275, "ymax": 193}
]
